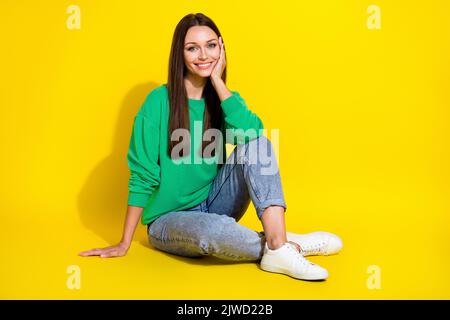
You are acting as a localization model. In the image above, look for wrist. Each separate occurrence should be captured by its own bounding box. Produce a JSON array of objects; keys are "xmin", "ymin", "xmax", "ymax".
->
[
  {"xmin": 119, "ymin": 239, "xmax": 131, "ymax": 248},
  {"xmin": 210, "ymin": 76, "xmax": 223, "ymax": 86}
]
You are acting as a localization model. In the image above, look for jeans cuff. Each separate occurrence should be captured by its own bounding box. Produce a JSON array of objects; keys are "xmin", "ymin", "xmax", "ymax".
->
[{"xmin": 256, "ymin": 199, "xmax": 287, "ymax": 220}]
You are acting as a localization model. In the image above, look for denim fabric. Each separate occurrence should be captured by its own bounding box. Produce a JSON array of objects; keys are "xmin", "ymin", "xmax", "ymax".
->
[{"xmin": 147, "ymin": 135, "xmax": 287, "ymax": 261}]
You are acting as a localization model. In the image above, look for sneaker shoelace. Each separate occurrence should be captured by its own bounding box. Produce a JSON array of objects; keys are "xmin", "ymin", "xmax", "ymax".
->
[
  {"xmin": 299, "ymin": 240, "xmax": 328, "ymax": 255},
  {"xmin": 286, "ymin": 244, "xmax": 316, "ymax": 267}
]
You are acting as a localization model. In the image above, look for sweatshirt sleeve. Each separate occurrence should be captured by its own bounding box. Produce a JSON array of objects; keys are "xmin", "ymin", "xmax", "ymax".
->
[
  {"xmin": 221, "ymin": 91, "xmax": 264, "ymax": 145},
  {"xmin": 126, "ymin": 91, "xmax": 161, "ymax": 207}
]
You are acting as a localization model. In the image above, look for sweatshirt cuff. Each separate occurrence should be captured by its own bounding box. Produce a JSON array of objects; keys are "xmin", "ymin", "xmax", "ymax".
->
[
  {"xmin": 127, "ymin": 191, "xmax": 150, "ymax": 207},
  {"xmin": 220, "ymin": 94, "xmax": 243, "ymax": 116}
]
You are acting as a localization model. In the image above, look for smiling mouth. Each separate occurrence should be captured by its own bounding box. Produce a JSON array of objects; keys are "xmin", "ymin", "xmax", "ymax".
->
[{"xmin": 195, "ymin": 62, "xmax": 212, "ymax": 69}]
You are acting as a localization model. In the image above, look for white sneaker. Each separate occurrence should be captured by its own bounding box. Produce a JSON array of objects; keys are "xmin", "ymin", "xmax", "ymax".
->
[
  {"xmin": 286, "ymin": 231, "xmax": 343, "ymax": 257},
  {"xmin": 260, "ymin": 242, "xmax": 328, "ymax": 280}
]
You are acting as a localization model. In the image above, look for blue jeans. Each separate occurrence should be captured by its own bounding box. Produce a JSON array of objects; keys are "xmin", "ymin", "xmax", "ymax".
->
[{"xmin": 147, "ymin": 135, "xmax": 287, "ymax": 261}]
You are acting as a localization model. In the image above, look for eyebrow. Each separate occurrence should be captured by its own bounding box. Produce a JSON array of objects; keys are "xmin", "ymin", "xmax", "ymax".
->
[{"xmin": 185, "ymin": 39, "xmax": 217, "ymax": 46}]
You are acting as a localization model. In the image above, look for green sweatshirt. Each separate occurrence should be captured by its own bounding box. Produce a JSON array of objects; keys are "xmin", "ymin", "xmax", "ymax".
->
[{"xmin": 127, "ymin": 84, "xmax": 264, "ymax": 225}]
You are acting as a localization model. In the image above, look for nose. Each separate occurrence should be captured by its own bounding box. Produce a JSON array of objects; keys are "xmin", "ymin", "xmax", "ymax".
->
[{"xmin": 199, "ymin": 48, "xmax": 208, "ymax": 60}]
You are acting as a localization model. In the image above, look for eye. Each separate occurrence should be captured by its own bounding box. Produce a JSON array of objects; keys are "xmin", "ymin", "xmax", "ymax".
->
[{"xmin": 186, "ymin": 43, "xmax": 216, "ymax": 52}]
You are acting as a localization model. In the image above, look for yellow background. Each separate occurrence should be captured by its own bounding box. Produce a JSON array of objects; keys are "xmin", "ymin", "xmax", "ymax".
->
[{"xmin": 1, "ymin": 0, "xmax": 449, "ymax": 299}]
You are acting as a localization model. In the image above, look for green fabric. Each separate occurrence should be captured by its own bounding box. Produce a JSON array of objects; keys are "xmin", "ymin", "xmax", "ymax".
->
[{"xmin": 127, "ymin": 84, "xmax": 264, "ymax": 225}]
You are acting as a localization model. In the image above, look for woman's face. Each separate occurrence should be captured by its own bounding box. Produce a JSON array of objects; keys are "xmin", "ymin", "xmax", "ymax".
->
[{"xmin": 184, "ymin": 26, "xmax": 220, "ymax": 79}]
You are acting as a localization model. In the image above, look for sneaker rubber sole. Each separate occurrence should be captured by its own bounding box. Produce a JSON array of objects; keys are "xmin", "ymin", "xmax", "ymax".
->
[{"xmin": 260, "ymin": 263, "xmax": 328, "ymax": 281}]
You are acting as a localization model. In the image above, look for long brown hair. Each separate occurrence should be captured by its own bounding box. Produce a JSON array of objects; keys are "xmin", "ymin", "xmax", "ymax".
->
[{"xmin": 167, "ymin": 13, "xmax": 227, "ymax": 160}]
